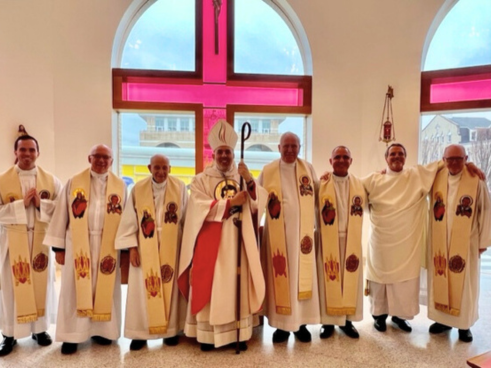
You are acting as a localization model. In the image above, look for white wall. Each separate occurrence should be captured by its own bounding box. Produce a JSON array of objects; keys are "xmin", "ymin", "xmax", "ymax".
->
[{"xmin": 0, "ymin": 0, "xmax": 445, "ymax": 181}]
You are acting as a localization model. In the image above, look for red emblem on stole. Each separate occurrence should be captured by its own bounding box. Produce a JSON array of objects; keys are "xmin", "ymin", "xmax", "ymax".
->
[
  {"xmin": 321, "ymin": 199, "xmax": 336, "ymax": 225},
  {"xmin": 141, "ymin": 209, "xmax": 155, "ymax": 239},
  {"xmin": 272, "ymin": 249, "xmax": 287, "ymax": 278},
  {"xmin": 268, "ymin": 192, "xmax": 281, "ymax": 219},
  {"xmin": 32, "ymin": 253, "xmax": 48, "ymax": 272},
  {"xmin": 433, "ymin": 192, "xmax": 445, "ymax": 221},
  {"xmin": 100, "ymin": 255, "xmax": 116, "ymax": 275},
  {"xmin": 72, "ymin": 190, "xmax": 87, "ymax": 219},
  {"xmin": 39, "ymin": 190, "xmax": 51, "ymax": 200}
]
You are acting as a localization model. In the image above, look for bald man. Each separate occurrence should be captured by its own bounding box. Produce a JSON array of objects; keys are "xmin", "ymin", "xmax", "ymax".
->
[
  {"xmin": 259, "ymin": 132, "xmax": 320, "ymax": 344},
  {"xmin": 116, "ymin": 155, "xmax": 188, "ymax": 350},
  {"xmin": 427, "ymin": 144, "xmax": 491, "ymax": 342},
  {"xmin": 44, "ymin": 145, "xmax": 126, "ymax": 354},
  {"xmin": 317, "ymin": 146, "xmax": 366, "ymax": 339}
]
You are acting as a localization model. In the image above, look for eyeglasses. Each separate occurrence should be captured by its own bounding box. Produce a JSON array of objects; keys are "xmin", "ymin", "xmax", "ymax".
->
[
  {"xmin": 90, "ymin": 154, "xmax": 112, "ymax": 161},
  {"xmin": 444, "ymin": 157, "xmax": 465, "ymax": 163}
]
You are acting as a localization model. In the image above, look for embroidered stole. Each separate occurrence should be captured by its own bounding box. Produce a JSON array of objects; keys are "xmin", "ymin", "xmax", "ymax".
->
[
  {"xmin": 318, "ymin": 176, "xmax": 364, "ymax": 316},
  {"xmin": 431, "ymin": 167, "xmax": 478, "ymax": 316},
  {"xmin": 0, "ymin": 166, "xmax": 54, "ymax": 323},
  {"xmin": 263, "ymin": 159, "xmax": 315, "ymax": 315},
  {"xmin": 69, "ymin": 169, "xmax": 124, "ymax": 320},
  {"xmin": 134, "ymin": 176, "xmax": 182, "ymax": 334}
]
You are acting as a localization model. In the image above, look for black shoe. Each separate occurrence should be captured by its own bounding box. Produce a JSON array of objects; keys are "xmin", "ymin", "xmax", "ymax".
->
[
  {"xmin": 319, "ymin": 325, "xmax": 334, "ymax": 339},
  {"xmin": 391, "ymin": 316, "xmax": 412, "ymax": 332},
  {"xmin": 339, "ymin": 321, "xmax": 359, "ymax": 339},
  {"xmin": 458, "ymin": 329, "xmax": 473, "ymax": 343},
  {"xmin": 163, "ymin": 336, "xmax": 179, "ymax": 346},
  {"xmin": 373, "ymin": 314, "xmax": 388, "ymax": 332},
  {"xmin": 229, "ymin": 341, "xmax": 248, "ymax": 351},
  {"xmin": 32, "ymin": 332, "xmax": 52, "ymax": 347},
  {"xmin": 429, "ymin": 322, "xmax": 452, "ymax": 334},
  {"xmin": 272, "ymin": 329, "xmax": 290, "ymax": 343},
  {"xmin": 129, "ymin": 339, "xmax": 147, "ymax": 351},
  {"xmin": 61, "ymin": 343, "xmax": 78, "ymax": 355},
  {"xmin": 200, "ymin": 343, "xmax": 214, "ymax": 352},
  {"xmin": 91, "ymin": 336, "xmax": 112, "ymax": 345},
  {"xmin": 0, "ymin": 336, "xmax": 16, "ymax": 357},
  {"xmin": 293, "ymin": 325, "xmax": 311, "ymax": 343}
]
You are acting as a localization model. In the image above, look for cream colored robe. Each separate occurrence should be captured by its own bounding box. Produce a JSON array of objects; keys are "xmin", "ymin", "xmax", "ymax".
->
[
  {"xmin": 44, "ymin": 171, "xmax": 125, "ymax": 343},
  {"xmin": 115, "ymin": 178, "xmax": 188, "ymax": 339},
  {"xmin": 178, "ymin": 163, "xmax": 266, "ymax": 347},
  {"xmin": 258, "ymin": 159, "xmax": 320, "ymax": 331},
  {"xmin": 0, "ymin": 166, "xmax": 61, "ymax": 339},
  {"xmin": 317, "ymin": 174, "xmax": 364, "ymax": 326},
  {"xmin": 362, "ymin": 162, "xmax": 439, "ymax": 318},
  {"xmin": 427, "ymin": 175, "xmax": 491, "ymax": 329}
]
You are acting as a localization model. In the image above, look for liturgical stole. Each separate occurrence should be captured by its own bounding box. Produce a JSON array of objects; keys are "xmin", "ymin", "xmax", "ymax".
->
[
  {"xmin": 318, "ymin": 176, "xmax": 364, "ymax": 316},
  {"xmin": 431, "ymin": 167, "xmax": 478, "ymax": 316},
  {"xmin": 134, "ymin": 176, "xmax": 182, "ymax": 334},
  {"xmin": 69, "ymin": 169, "xmax": 124, "ymax": 321},
  {"xmin": 0, "ymin": 166, "xmax": 54, "ymax": 323},
  {"xmin": 262, "ymin": 159, "xmax": 315, "ymax": 315}
]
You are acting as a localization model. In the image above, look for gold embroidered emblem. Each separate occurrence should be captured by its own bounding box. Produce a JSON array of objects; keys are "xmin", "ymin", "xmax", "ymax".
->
[
  {"xmin": 145, "ymin": 268, "xmax": 162, "ymax": 298},
  {"xmin": 433, "ymin": 250, "xmax": 447, "ymax": 277},
  {"xmin": 214, "ymin": 179, "xmax": 240, "ymax": 200},
  {"xmin": 325, "ymin": 254, "xmax": 340, "ymax": 281},
  {"xmin": 12, "ymin": 255, "xmax": 31, "ymax": 285},
  {"xmin": 74, "ymin": 251, "xmax": 91, "ymax": 280}
]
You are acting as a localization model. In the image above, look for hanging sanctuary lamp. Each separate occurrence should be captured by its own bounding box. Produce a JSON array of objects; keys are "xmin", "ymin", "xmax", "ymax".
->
[{"xmin": 379, "ymin": 85, "xmax": 395, "ymax": 145}]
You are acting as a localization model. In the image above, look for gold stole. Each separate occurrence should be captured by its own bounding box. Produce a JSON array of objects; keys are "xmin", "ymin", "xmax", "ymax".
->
[
  {"xmin": 0, "ymin": 166, "xmax": 54, "ymax": 323},
  {"xmin": 134, "ymin": 176, "xmax": 181, "ymax": 334},
  {"xmin": 69, "ymin": 169, "xmax": 124, "ymax": 320},
  {"xmin": 431, "ymin": 167, "xmax": 478, "ymax": 316},
  {"xmin": 263, "ymin": 159, "xmax": 315, "ymax": 315},
  {"xmin": 318, "ymin": 176, "xmax": 364, "ymax": 316}
]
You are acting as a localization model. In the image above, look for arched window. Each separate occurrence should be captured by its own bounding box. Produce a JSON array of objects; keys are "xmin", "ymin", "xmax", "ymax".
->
[
  {"xmin": 420, "ymin": 0, "xmax": 491, "ymax": 188},
  {"xmin": 113, "ymin": 0, "xmax": 312, "ymax": 185}
]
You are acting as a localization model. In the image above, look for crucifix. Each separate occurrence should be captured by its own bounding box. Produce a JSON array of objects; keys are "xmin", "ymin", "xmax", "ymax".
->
[{"xmin": 213, "ymin": 0, "xmax": 222, "ymax": 54}]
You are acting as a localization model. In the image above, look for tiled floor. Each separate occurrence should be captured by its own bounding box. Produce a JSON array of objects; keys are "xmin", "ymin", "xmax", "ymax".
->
[{"xmin": 2, "ymin": 255, "xmax": 491, "ymax": 367}]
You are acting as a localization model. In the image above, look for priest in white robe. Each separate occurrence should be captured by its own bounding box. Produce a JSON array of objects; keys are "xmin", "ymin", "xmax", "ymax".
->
[
  {"xmin": 317, "ymin": 146, "xmax": 365, "ymax": 340},
  {"xmin": 427, "ymin": 144, "xmax": 491, "ymax": 343},
  {"xmin": 44, "ymin": 144, "xmax": 126, "ymax": 355},
  {"xmin": 362, "ymin": 143, "xmax": 441, "ymax": 333},
  {"xmin": 116, "ymin": 154, "xmax": 188, "ymax": 351},
  {"xmin": 178, "ymin": 120, "xmax": 266, "ymax": 352},
  {"xmin": 258, "ymin": 132, "xmax": 320, "ymax": 344},
  {"xmin": 0, "ymin": 135, "xmax": 61, "ymax": 356}
]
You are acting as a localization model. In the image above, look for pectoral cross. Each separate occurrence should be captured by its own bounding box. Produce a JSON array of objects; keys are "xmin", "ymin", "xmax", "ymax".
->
[{"xmin": 213, "ymin": 0, "xmax": 222, "ymax": 54}]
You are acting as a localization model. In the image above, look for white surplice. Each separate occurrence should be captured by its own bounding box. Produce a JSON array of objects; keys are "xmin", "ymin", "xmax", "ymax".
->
[
  {"xmin": 427, "ymin": 175, "xmax": 491, "ymax": 329},
  {"xmin": 258, "ymin": 160, "xmax": 320, "ymax": 331},
  {"xmin": 362, "ymin": 162, "xmax": 439, "ymax": 318},
  {"xmin": 178, "ymin": 163, "xmax": 266, "ymax": 348},
  {"xmin": 44, "ymin": 171, "xmax": 124, "ymax": 343},
  {"xmin": 115, "ymin": 178, "xmax": 188, "ymax": 340},
  {"xmin": 317, "ymin": 174, "xmax": 363, "ymax": 326},
  {"xmin": 0, "ymin": 166, "xmax": 61, "ymax": 339}
]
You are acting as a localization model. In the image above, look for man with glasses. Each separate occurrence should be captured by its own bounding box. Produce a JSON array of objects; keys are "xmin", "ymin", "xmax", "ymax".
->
[
  {"xmin": 0, "ymin": 135, "xmax": 62, "ymax": 357},
  {"xmin": 427, "ymin": 144, "xmax": 490, "ymax": 342},
  {"xmin": 44, "ymin": 145, "xmax": 126, "ymax": 354}
]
